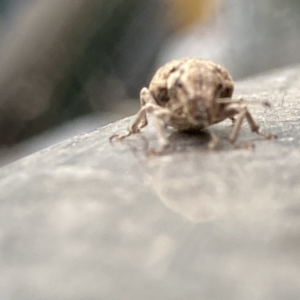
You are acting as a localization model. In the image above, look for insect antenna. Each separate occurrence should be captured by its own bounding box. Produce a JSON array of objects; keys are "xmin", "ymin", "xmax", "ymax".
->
[{"xmin": 217, "ymin": 97, "xmax": 272, "ymax": 108}]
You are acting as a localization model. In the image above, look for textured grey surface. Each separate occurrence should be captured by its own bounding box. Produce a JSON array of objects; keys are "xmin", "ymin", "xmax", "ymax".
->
[{"xmin": 1, "ymin": 66, "xmax": 300, "ymax": 299}]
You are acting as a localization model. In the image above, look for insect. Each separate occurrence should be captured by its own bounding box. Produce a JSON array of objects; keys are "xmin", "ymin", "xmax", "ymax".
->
[{"xmin": 110, "ymin": 58, "xmax": 276, "ymax": 152}]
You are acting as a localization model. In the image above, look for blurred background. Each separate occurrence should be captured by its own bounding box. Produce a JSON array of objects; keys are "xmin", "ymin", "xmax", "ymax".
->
[{"xmin": 0, "ymin": 0, "xmax": 299, "ymax": 165}]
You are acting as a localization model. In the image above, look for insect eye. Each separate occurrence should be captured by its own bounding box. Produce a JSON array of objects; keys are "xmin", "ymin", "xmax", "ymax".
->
[
  {"xmin": 217, "ymin": 83, "xmax": 223, "ymax": 91},
  {"xmin": 221, "ymin": 87, "xmax": 232, "ymax": 98},
  {"xmin": 155, "ymin": 88, "xmax": 169, "ymax": 106},
  {"xmin": 175, "ymin": 79, "xmax": 183, "ymax": 88},
  {"xmin": 170, "ymin": 67, "xmax": 177, "ymax": 73}
]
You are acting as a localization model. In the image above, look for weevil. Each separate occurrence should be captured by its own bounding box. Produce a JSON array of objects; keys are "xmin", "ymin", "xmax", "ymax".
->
[{"xmin": 110, "ymin": 58, "xmax": 276, "ymax": 152}]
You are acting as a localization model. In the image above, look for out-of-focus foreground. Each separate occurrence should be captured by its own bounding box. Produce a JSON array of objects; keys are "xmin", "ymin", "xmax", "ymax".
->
[{"xmin": 0, "ymin": 0, "xmax": 299, "ymax": 165}]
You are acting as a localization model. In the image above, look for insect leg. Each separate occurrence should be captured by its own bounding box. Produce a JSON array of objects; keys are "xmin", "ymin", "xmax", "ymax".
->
[
  {"xmin": 110, "ymin": 103, "xmax": 160, "ymax": 141},
  {"xmin": 127, "ymin": 88, "xmax": 158, "ymax": 134},
  {"xmin": 228, "ymin": 107, "xmax": 247, "ymax": 144},
  {"xmin": 135, "ymin": 87, "xmax": 155, "ymax": 131},
  {"xmin": 146, "ymin": 109, "xmax": 173, "ymax": 155},
  {"xmin": 153, "ymin": 110, "xmax": 171, "ymax": 146},
  {"xmin": 208, "ymin": 131, "xmax": 219, "ymax": 149},
  {"xmin": 225, "ymin": 103, "xmax": 276, "ymax": 145},
  {"xmin": 110, "ymin": 88, "xmax": 159, "ymax": 141},
  {"xmin": 244, "ymin": 110, "xmax": 277, "ymax": 139}
]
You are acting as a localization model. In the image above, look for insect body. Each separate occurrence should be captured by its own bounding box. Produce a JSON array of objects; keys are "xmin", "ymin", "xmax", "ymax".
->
[{"xmin": 110, "ymin": 58, "xmax": 276, "ymax": 151}]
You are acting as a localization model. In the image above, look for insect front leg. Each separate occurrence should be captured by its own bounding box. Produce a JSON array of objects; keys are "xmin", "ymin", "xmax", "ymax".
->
[
  {"xmin": 134, "ymin": 87, "xmax": 155, "ymax": 131},
  {"xmin": 228, "ymin": 106, "xmax": 247, "ymax": 145},
  {"xmin": 207, "ymin": 131, "xmax": 219, "ymax": 149},
  {"xmin": 244, "ymin": 109, "xmax": 277, "ymax": 140},
  {"xmin": 148, "ymin": 109, "xmax": 173, "ymax": 154},
  {"xmin": 110, "ymin": 88, "xmax": 158, "ymax": 141},
  {"xmin": 225, "ymin": 103, "xmax": 276, "ymax": 146}
]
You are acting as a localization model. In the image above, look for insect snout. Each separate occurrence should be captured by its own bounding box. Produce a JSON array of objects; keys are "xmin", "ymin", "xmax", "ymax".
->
[
  {"xmin": 196, "ymin": 102, "xmax": 208, "ymax": 121},
  {"xmin": 183, "ymin": 98, "xmax": 208, "ymax": 123}
]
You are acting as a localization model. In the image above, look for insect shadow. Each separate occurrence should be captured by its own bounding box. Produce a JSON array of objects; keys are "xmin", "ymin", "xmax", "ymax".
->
[
  {"xmin": 168, "ymin": 130, "xmax": 212, "ymax": 150},
  {"xmin": 120, "ymin": 127, "xmax": 233, "ymax": 157}
]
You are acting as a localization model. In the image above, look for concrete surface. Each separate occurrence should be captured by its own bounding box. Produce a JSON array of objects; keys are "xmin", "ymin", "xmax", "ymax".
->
[{"xmin": 1, "ymin": 65, "xmax": 300, "ymax": 299}]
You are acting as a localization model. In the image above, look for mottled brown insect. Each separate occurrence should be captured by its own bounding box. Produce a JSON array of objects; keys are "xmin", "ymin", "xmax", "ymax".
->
[{"xmin": 110, "ymin": 58, "xmax": 276, "ymax": 151}]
